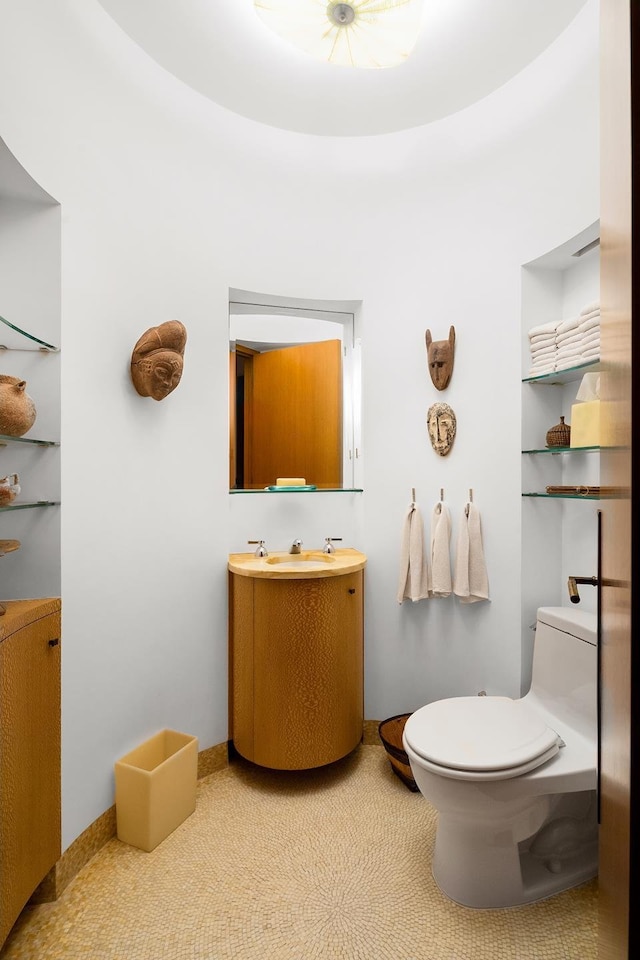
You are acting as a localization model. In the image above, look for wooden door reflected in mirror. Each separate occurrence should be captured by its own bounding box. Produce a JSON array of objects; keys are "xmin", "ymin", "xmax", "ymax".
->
[{"xmin": 230, "ymin": 339, "xmax": 342, "ymax": 489}]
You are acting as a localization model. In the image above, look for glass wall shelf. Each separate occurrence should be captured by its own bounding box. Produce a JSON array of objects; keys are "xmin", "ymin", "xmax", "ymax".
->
[
  {"xmin": 0, "ymin": 315, "xmax": 59, "ymax": 352},
  {"xmin": 522, "ymin": 445, "xmax": 599, "ymax": 455},
  {"xmin": 522, "ymin": 492, "xmax": 600, "ymax": 500},
  {"xmin": 522, "ymin": 359, "xmax": 600, "ymax": 385},
  {"xmin": 230, "ymin": 488, "xmax": 364, "ymax": 495},
  {"xmin": 0, "ymin": 501, "xmax": 60, "ymax": 512},
  {"xmin": 0, "ymin": 434, "xmax": 60, "ymax": 448}
]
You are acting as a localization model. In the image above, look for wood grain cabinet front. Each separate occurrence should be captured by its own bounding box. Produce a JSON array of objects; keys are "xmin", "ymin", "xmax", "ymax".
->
[
  {"xmin": 229, "ymin": 570, "xmax": 364, "ymax": 770},
  {"xmin": 0, "ymin": 599, "xmax": 61, "ymax": 949}
]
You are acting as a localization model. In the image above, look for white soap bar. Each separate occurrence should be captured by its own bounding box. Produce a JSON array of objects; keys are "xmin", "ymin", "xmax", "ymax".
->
[{"xmin": 276, "ymin": 477, "xmax": 306, "ymax": 486}]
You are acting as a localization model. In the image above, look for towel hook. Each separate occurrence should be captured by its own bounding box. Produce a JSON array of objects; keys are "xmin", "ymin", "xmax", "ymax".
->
[
  {"xmin": 411, "ymin": 487, "xmax": 416, "ymax": 503},
  {"xmin": 465, "ymin": 488, "xmax": 474, "ymax": 517},
  {"xmin": 440, "ymin": 487, "xmax": 444, "ymax": 501}
]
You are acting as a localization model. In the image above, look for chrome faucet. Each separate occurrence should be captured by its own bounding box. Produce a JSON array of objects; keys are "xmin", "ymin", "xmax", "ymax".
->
[
  {"xmin": 323, "ymin": 537, "xmax": 342, "ymax": 554},
  {"xmin": 248, "ymin": 540, "xmax": 268, "ymax": 557},
  {"xmin": 290, "ymin": 539, "xmax": 303, "ymax": 554}
]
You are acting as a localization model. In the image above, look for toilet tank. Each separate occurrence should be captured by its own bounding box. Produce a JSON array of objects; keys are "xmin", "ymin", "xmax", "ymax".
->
[{"xmin": 526, "ymin": 606, "xmax": 597, "ymax": 732}]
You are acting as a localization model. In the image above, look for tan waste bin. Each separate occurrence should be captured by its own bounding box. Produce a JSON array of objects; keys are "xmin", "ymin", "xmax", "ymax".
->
[{"xmin": 115, "ymin": 729, "xmax": 198, "ymax": 852}]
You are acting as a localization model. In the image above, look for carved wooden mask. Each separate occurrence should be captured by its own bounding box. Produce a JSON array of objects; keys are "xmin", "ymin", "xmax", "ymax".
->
[
  {"xmin": 425, "ymin": 325, "xmax": 455, "ymax": 390},
  {"xmin": 427, "ymin": 402, "xmax": 457, "ymax": 456}
]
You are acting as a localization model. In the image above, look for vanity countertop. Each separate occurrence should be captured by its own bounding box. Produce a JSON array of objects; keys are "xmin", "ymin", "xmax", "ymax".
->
[
  {"xmin": 0, "ymin": 597, "xmax": 61, "ymax": 642},
  {"xmin": 228, "ymin": 547, "xmax": 366, "ymax": 579}
]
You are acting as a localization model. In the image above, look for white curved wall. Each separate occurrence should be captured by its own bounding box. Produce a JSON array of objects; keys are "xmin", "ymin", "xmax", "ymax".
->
[{"xmin": 0, "ymin": 0, "xmax": 598, "ymax": 849}]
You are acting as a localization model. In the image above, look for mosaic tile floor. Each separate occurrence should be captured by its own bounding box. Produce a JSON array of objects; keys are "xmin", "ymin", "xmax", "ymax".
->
[{"xmin": 1, "ymin": 746, "xmax": 597, "ymax": 960}]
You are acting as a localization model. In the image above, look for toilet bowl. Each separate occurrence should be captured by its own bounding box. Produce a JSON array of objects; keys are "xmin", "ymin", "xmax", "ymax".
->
[{"xmin": 403, "ymin": 606, "xmax": 598, "ymax": 908}]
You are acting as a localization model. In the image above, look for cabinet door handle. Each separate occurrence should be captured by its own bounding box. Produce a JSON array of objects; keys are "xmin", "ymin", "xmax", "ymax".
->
[
  {"xmin": 48, "ymin": 638, "xmax": 59, "ymax": 647},
  {"xmin": 348, "ymin": 588, "xmax": 356, "ymax": 594}
]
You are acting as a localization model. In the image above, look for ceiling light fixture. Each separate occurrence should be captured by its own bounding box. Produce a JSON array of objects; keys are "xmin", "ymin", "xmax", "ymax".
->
[{"xmin": 253, "ymin": 0, "xmax": 425, "ymax": 69}]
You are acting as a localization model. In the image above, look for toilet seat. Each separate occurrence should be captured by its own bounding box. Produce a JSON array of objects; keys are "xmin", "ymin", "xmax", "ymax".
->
[{"xmin": 403, "ymin": 696, "xmax": 561, "ymax": 782}]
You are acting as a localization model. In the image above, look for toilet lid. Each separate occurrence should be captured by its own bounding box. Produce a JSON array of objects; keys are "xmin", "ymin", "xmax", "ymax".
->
[{"xmin": 403, "ymin": 696, "xmax": 560, "ymax": 774}]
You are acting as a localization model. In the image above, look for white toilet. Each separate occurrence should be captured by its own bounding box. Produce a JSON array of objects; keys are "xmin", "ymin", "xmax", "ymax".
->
[{"xmin": 403, "ymin": 606, "xmax": 598, "ymax": 908}]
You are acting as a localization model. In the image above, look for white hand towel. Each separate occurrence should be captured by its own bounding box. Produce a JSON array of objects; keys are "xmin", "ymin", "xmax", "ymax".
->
[
  {"xmin": 530, "ymin": 343, "xmax": 557, "ymax": 359},
  {"xmin": 527, "ymin": 363, "xmax": 556, "ymax": 377},
  {"xmin": 579, "ymin": 315, "xmax": 600, "ymax": 333},
  {"xmin": 581, "ymin": 347, "xmax": 600, "ymax": 360},
  {"xmin": 556, "ymin": 344, "xmax": 589, "ymax": 360},
  {"xmin": 556, "ymin": 333, "xmax": 599, "ymax": 354},
  {"xmin": 453, "ymin": 503, "xmax": 490, "ymax": 604},
  {"xmin": 530, "ymin": 356, "xmax": 557, "ymax": 370},
  {"xmin": 430, "ymin": 503, "xmax": 452, "ymax": 598},
  {"xmin": 580, "ymin": 300, "xmax": 600, "ymax": 316},
  {"xmin": 556, "ymin": 316, "xmax": 580, "ymax": 335},
  {"xmin": 397, "ymin": 503, "xmax": 431, "ymax": 603},
  {"xmin": 529, "ymin": 333, "xmax": 557, "ymax": 346},
  {"xmin": 577, "ymin": 331, "xmax": 601, "ymax": 349},
  {"xmin": 555, "ymin": 353, "xmax": 583, "ymax": 368},
  {"xmin": 556, "ymin": 341, "xmax": 599, "ymax": 362},
  {"xmin": 556, "ymin": 355, "xmax": 596, "ymax": 371},
  {"xmin": 528, "ymin": 321, "xmax": 558, "ymax": 339},
  {"xmin": 556, "ymin": 329, "xmax": 588, "ymax": 348}
]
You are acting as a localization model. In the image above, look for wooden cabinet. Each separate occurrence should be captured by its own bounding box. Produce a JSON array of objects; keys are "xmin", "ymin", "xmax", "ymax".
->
[
  {"xmin": 0, "ymin": 599, "xmax": 61, "ymax": 948},
  {"xmin": 229, "ymin": 570, "xmax": 364, "ymax": 770}
]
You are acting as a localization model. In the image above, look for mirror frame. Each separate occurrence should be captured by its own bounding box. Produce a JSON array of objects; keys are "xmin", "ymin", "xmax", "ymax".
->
[{"xmin": 229, "ymin": 288, "xmax": 362, "ymax": 492}]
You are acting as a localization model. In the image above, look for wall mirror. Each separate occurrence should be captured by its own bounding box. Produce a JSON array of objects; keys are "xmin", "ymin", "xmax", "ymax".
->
[{"xmin": 229, "ymin": 289, "xmax": 361, "ymax": 491}]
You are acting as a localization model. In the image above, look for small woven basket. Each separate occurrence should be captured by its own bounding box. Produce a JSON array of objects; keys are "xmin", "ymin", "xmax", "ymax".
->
[
  {"xmin": 546, "ymin": 415, "xmax": 571, "ymax": 448},
  {"xmin": 378, "ymin": 714, "xmax": 418, "ymax": 791}
]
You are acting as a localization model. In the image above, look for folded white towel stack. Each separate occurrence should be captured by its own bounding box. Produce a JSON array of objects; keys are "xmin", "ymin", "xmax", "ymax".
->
[
  {"xmin": 453, "ymin": 503, "xmax": 490, "ymax": 604},
  {"xmin": 430, "ymin": 503, "xmax": 452, "ymax": 598},
  {"xmin": 527, "ymin": 320, "xmax": 559, "ymax": 377},
  {"xmin": 397, "ymin": 502, "xmax": 431, "ymax": 603},
  {"xmin": 527, "ymin": 299, "xmax": 601, "ymax": 376},
  {"xmin": 555, "ymin": 300, "xmax": 600, "ymax": 372}
]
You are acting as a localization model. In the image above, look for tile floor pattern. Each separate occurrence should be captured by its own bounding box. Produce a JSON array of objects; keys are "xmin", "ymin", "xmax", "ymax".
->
[{"xmin": 1, "ymin": 746, "xmax": 597, "ymax": 960}]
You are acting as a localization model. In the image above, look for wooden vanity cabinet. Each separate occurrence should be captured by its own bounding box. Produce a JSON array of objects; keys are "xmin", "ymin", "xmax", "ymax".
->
[
  {"xmin": 0, "ymin": 599, "xmax": 61, "ymax": 948},
  {"xmin": 229, "ymin": 570, "xmax": 364, "ymax": 770}
]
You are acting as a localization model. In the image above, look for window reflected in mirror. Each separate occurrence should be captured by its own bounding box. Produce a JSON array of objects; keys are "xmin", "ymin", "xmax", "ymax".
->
[{"xmin": 229, "ymin": 293, "xmax": 360, "ymax": 491}]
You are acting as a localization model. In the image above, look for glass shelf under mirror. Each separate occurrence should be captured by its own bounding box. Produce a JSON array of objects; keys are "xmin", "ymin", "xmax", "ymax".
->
[
  {"xmin": 522, "ymin": 359, "xmax": 600, "ymax": 385},
  {"xmin": 0, "ymin": 434, "xmax": 60, "ymax": 448},
  {"xmin": 522, "ymin": 445, "xmax": 599, "ymax": 455},
  {"xmin": 230, "ymin": 488, "xmax": 364, "ymax": 495},
  {"xmin": 0, "ymin": 314, "xmax": 59, "ymax": 352},
  {"xmin": 0, "ymin": 501, "xmax": 60, "ymax": 512}
]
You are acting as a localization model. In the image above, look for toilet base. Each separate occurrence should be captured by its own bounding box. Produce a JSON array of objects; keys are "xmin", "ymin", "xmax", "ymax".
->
[{"xmin": 431, "ymin": 791, "xmax": 598, "ymax": 908}]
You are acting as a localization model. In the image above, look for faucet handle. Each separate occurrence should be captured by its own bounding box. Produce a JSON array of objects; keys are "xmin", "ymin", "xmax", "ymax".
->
[
  {"xmin": 323, "ymin": 537, "xmax": 342, "ymax": 554},
  {"xmin": 248, "ymin": 540, "xmax": 268, "ymax": 557}
]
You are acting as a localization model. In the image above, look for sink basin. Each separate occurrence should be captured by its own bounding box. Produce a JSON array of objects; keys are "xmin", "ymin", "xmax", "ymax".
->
[
  {"xmin": 265, "ymin": 553, "xmax": 335, "ymax": 571},
  {"xmin": 228, "ymin": 548, "xmax": 366, "ymax": 579}
]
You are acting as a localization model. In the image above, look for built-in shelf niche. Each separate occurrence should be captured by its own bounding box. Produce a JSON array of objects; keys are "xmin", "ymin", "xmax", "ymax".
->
[{"xmin": 520, "ymin": 220, "xmax": 600, "ymax": 694}]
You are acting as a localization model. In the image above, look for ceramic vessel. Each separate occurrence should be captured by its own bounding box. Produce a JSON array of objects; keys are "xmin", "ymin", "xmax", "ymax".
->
[
  {"xmin": 0, "ymin": 474, "xmax": 20, "ymax": 506},
  {"xmin": 0, "ymin": 375, "xmax": 37, "ymax": 437}
]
